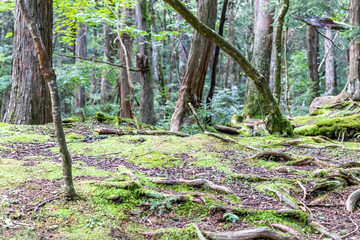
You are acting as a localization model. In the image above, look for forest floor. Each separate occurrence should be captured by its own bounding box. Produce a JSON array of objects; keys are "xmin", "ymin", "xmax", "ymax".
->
[{"xmin": 0, "ymin": 119, "xmax": 360, "ymax": 240}]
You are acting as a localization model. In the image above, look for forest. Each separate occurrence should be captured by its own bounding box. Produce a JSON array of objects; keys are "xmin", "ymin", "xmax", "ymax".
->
[{"xmin": 1, "ymin": 0, "xmax": 360, "ymax": 239}]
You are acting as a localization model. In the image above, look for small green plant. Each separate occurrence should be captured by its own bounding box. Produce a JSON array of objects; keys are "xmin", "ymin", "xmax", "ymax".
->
[{"xmin": 222, "ymin": 212, "xmax": 239, "ymax": 223}]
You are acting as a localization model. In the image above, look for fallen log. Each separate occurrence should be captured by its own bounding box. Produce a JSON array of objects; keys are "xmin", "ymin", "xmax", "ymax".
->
[
  {"xmin": 345, "ymin": 188, "xmax": 360, "ymax": 212},
  {"xmin": 204, "ymin": 227, "xmax": 298, "ymax": 240},
  {"xmin": 94, "ymin": 128, "xmax": 190, "ymax": 137},
  {"xmin": 213, "ymin": 124, "xmax": 240, "ymax": 135},
  {"xmin": 152, "ymin": 178, "xmax": 233, "ymax": 194}
]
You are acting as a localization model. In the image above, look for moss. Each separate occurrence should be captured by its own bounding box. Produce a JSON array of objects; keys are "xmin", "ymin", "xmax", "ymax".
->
[
  {"xmin": 191, "ymin": 151, "xmax": 233, "ymax": 174},
  {"xmin": 230, "ymin": 114, "xmax": 244, "ymax": 128},
  {"xmin": 314, "ymin": 113, "xmax": 360, "ymax": 138},
  {"xmin": 66, "ymin": 133, "xmax": 84, "ymax": 142},
  {"xmin": 294, "ymin": 124, "xmax": 320, "ymax": 136},
  {"xmin": 158, "ymin": 225, "xmax": 198, "ymax": 240},
  {"xmin": 62, "ymin": 116, "xmax": 82, "ymax": 123}
]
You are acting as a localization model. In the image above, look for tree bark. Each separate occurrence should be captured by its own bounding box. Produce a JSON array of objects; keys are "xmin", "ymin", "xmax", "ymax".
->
[
  {"xmin": 306, "ymin": 25, "xmax": 320, "ymax": 100},
  {"xmin": 206, "ymin": 0, "xmax": 228, "ymax": 120},
  {"xmin": 339, "ymin": 0, "xmax": 360, "ymax": 100},
  {"xmin": 325, "ymin": 29, "xmax": 335, "ymax": 95},
  {"xmin": 163, "ymin": 0, "xmax": 293, "ymax": 136},
  {"xmin": 100, "ymin": 23, "xmax": 112, "ymax": 106},
  {"xmin": 243, "ymin": 0, "xmax": 273, "ymax": 118},
  {"xmin": 136, "ymin": 0, "xmax": 155, "ymax": 125},
  {"xmin": 169, "ymin": 0, "xmax": 217, "ymax": 131},
  {"xmin": 18, "ymin": 0, "xmax": 76, "ymax": 199},
  {"xmin": 270, "ymin": 0, "xmax": 289, "ymax": 104},
  {"xmin": 118, "ymin": 6, "xmax": 134, "ymax": 118},
  {"xmin": 73, "ymin": 23, "xmax": 87, "ymax": 110},
  {"xmin": 4, "ymin": 0, "xmax": 52, "ymax": 124}
]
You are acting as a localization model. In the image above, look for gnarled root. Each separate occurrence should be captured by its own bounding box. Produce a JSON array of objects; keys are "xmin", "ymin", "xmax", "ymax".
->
[
  {"xmin": 251, "ymin": 151, "xmax": 293, "ymax": 161},
  {"xmin": 292, "ymin": 157, "xmax": 330, "ymax": 168},
  {"xmin": 205, "ymin": 227, "xmax": 298, "ymax": 240},
  {"xmin": 345, "ymin": 188, "xmax": 360, "ymax": 212},
  {"xmin": 152, "ymin": 178, "xmax": 233, "ymax": 194}
]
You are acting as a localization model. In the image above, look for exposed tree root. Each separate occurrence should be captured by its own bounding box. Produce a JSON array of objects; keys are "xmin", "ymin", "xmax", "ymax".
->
[
  {"xmin": 310, "ymin": 180, "xmax": 344, "ymax": 197},
  {"xmin": 297, "ymin": 144, "xmax": 339, "ymax": 149},
  {"xmin": 341, "ymin": 216, "xmax": 359, "ymax": 239},
  {"xmin": 94, "ymin": 128, "xmax": 190, "ymax": 137},
  {"xmin": 230, "ymin": 173, "xmax": 272, "ymax": 182},
  {"xmin": 204, "ymin": 227, "xmax": 298, "ymax": 240},
  {"xmin": 338, "ymin": 161, "xmax": 360, "ymax": 168},
  {"xmin": 213, "ymin": 124, "xmax": 240, "ymax": 135},
  {"xmin": 251, "ymin": 151, "xmax": 293, "ymax": 161},
  {"xmin": 92, "ymin": 180, "xmax": 142, "ymax": 189},
  {"xmin": 270, "ymin": 224, "xmax": 304, "ymax": 240},
  {"xmin": 292, "ymin": 157, "xmax": 330, "ymax": 168},
  {"xmin": 151, "ymin": 178, "xmax": 233, "ymax": 194},
  {"xmin": 26, "ymin": 196, "xmax": 60, "ymax": 212},
  {"xmin": 312, "ymin": 221, "xmax": 341, "ymax": 240},
  {"xmin": 204, "ymin": 131, "xmax": 260, "ymax": 151},
  {"xmin": 345, "ymin": 188, "xmax": 360, "ymax": 212},
  {"xmin": 192, "ymin": 224, "xmax": 207, "ymax": 240},
  {"xmin": 296, "ymin": 181, "xmax": 307, "ymax": 200},
  {"xmin": 265, "ymin": 187, "xmax": 298, "ymax": 209}
]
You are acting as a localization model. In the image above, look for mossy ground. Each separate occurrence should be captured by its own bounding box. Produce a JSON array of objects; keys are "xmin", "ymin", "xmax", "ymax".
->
[{"xmin": 1, "ymin": 119, "xmax": 360, "ymax": 239}]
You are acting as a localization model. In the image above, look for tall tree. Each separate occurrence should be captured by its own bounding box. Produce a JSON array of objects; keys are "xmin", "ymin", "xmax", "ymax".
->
[
  {"xmin": 163, "ymin": 0, "xmax": 293, "ymax": 136},
  {"xmin": 18, "ymin": 0, "xmax": 76, "ymax": 199},
  {"xmin": 118, "ymin": 5, "xmax": 134, "ymax": 118},
  {"xmin": 339, "ymin": 0, "xmax": 360, "ymax": 100},
  {"xmin": 169, "ymin": 0, "xmax": 217, "ymax": 131},
  {"xmin": 135, "ymin": 0, "xmax": 155, "ymax": 124},
  {"xmin": 73, "ymin": 23, "xmax": 87, "ymax": 110},
  {"xmin": 3, "ymin": 0, "xmax": 52, "ymax": 124},
  {"xmin": 307, "ymin": 25, "xmax": 320, "ymax": 99},
  {"xmin": 325, "ymin": 29, "xmax": 336, "ymax": 95},
  {"xmin": 100, "ymin": 23, "xmax": 112, "ymax": 106},
  {"xmin": 243, "ymin": 0, "xmax": 273, "ymax": 118}
]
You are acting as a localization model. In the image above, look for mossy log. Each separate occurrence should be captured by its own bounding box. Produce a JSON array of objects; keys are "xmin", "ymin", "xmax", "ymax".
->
[{"xmin": 213, "ymin": 124, "xmax": 240, "ymax": 135}]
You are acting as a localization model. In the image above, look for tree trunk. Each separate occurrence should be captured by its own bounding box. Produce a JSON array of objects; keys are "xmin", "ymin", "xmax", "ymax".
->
[
  {"xmin": 306, "ymin": 25, "xmax": 320, "ymax": 100},
  {"xmin": 135, "ymin": 0, "xmax": 155, "ymax": 125},
  {"xmin": 0, "ymin": 87, "xmax": 10, "ymax": 121},
  {"xmin": 339, "ymin": 0, "xmax": 360, "ymax": 100},
  {"xmin": 4, "ymin": 0, "xmax": 52, "ymax": 124},
  {"xmin": 224, "ymin": 0, "xmax": 240, "ymax": 90},
  {"xmin": 206, "ymin": 0, "xmax": 228, "ymax": 111},
  {"xmin": 73, "ymin": 23, "xmax": 87, "ymax": 110},
  {"xmin": 243, "ymin": 0, "xmax": 273, "ymax": 118},
  {"xmin": 163, "ymin": 0, "xmax": 294, "ymax": 136},
  {"xmin": 270, "ymin": 0, "xmax": 289, "ymax": 104},
  {"xmin": 100, "ymin": 23, "xmax": 112, "ymax": 106},
  {"xmin": 325, "ymin": 29, "xmax": 335, "ymax": 95},
  {"xmin": 18, "ymin": 0, "xmax": 76, "ymax": 199},
  {"xmin": 118, "ymin": 6, "xmax": 134, "ymax": 118},
  {"xmin": 169, "ymin": 0, "xmax": 217, "ymax": 131}
]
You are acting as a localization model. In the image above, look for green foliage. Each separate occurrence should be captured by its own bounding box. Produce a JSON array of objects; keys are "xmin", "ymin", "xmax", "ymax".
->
[{"xmin": 222, "ymin": 212, "xmax": 239, "ymax": 223}]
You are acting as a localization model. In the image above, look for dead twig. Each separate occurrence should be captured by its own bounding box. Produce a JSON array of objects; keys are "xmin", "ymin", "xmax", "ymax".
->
[{"xmin": 296, "ymin": 181, "xmax": 307, "ymax": 200}]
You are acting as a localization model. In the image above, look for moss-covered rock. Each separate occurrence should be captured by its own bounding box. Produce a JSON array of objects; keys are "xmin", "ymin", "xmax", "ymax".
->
[
  {"xmin": 65, "ymin": 133, "xmax": 84, "ymax": 142},
  {"xmin": 230, "ymin": 114, "xmax": 244, "ymax": 128},
  {"xmin": 62, "ymin": 116, "xmax": 82, "ymax": 123}
]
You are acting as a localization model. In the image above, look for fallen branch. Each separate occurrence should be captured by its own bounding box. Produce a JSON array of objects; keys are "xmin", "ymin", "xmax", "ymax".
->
[
  {"xmin": 192, "ymin": 224, "xmax": 207, "ymax": 240},
  {"xmin": 204, "ymin": 227, "xmax": 297, "ymax": 240},
  {"xmin": 345, "ymin": 188, "xmax": 360, "ymax": 212},
  {"xmin": 251, "ymin": 151, "xmax": 293, "ymax": 161},
  {"xmin": 204, "ymin": 131, "xmax": 260, "ymax": 151},
  {"xmin": 338, "ymin": 161, "xmax": 360, "ymax": 168},
  {"xmin": 26, "ymin": 196, "xmax": 60, "ymax": 212},
  {"xmin": 341, "ymin": 216, "xmax": 359, "ymax": 239},
  {"xmin": 188, "ymin": 102, "xmax": 205, "ymax": 132},
  {"xmin": 94, "ymin": 128, "xmax": 190, "ymax": 137},
  {"xmin": 297, "ymin": 144, "xmax": 339, "ymax": 149},
  {"xmin": 312, "ymin": 221, "xmax": 341, "ymax": 240},
  {"xmin": 213, "ymin": 124, "xmax": 240, "ymax": 135},
  {"xmin": 152, "ymin": 178, "xmax": 233, "ymax": 194}
]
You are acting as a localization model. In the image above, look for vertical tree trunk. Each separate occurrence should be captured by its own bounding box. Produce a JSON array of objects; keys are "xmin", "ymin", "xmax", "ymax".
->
[
  {"xmin": 73, "ymin": 23, "xmax": 87, "ymax": 110},
  {"xmin": 18, "ymin": 0, "xmax": 76, "ymax": 200},
  {"xmin": 243, "ymin": 0, "xmax": 273, "ymax": 118},
  {"xmin": 339, "ymin": 0, "xmax": 360, "ymax": 100},
  {"xmin": 135, "ymin": 0, "xmax": 155, "ymax": 124},
  {"xmin": 269, "ymin": 0, "xmax": 289, "ymax": 104},
  {"xmin": 224, "ymin": 0, "xmax": 240, "ymax": 90},
  {"xmin": 4, "ymin": 0, "xmax": 52, "ymax": 124},
  {"xmin": 0, "ymin": 87, "xmax": 10, "ymax": 121},
  {"xmin": 169, "ymin": 0, "xmax": 217, "ymax": 131},
  {"xmin": 118, "ymin": 6, "xmax": 134, "ymax": 118},
  {"xmin": 306, "ymin": 25, "xmax": 320, "ymax": 99},
  {"xmin": 325, "ymin": 29, "xmax": 335, "ymax": 95},
  {"xmin": 206, "ymin": 0, "xmax": 228, "ymax": 109},
  {"xmin": 100, "ymin": 23, "xmax": 111, "ymax": 106}
]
